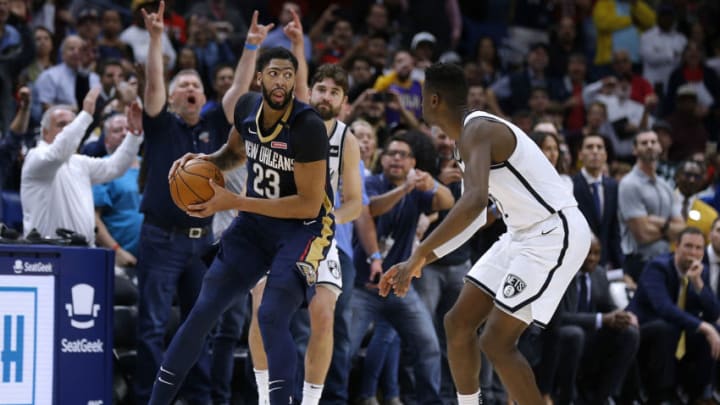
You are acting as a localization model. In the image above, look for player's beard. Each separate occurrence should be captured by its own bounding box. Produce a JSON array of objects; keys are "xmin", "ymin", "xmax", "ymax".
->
[
  {"xmin": 312, "ymin": 101, "xmax": 340, "ymax": 120},
  {"xmin": 262, "ymin": 84, "xmax": 294, "ymax": 110}
]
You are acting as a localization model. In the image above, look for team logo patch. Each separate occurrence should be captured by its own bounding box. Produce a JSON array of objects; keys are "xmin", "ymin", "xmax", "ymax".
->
[
  {"xmin": 327, "ymin": 260, "xmax": 340, "ymax": 279},
  {"xmin": 296, "ymin": 261, "xmax": 317, "ymax": 285},
  {"xmin": 329, "ymin": 145, "xmax": 340, "ymax": 157},
  {"xmin": 271, "ymin": 141, "xmax": 287, "ymax": 150},
  {"xmin": 502, "ymin": 274, "xmax": 526, "ymax": 298}
]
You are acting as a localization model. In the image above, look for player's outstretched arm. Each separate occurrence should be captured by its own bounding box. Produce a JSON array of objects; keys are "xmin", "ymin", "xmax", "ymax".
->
[
  {"xmin": 334, "ymin": 134, "xmax": 363, "ymax": 223},
  {"xmin": 380, "ymin": 119, "xmax": 492, "ymax": 297},
  {"xmin": 222, "ymin": 11, "xmax": 273, "ymax": 124}
]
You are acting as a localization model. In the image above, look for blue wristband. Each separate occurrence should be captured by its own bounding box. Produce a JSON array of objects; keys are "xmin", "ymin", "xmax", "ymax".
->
[
  {"xmin": 245, "ymin": 42, "xmax": 259, "ymax": 51},
  {"xmin": 431, "ymin": 180, "xmax": 439, "ymax": 194},
  {"xmin": 367, "ymin": 251, "xmax": 382, "ymax": 263}
]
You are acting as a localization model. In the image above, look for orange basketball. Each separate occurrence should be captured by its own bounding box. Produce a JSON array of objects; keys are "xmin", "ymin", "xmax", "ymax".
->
[{"xmin": 169, "ymin": 158, "xmax": 225, "ymax": 211}]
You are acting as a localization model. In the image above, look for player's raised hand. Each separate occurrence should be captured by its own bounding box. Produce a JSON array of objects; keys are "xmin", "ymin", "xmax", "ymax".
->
[
  {"xmin": 283, "ymin": 8, "xmax": 304, "ymax": 44},
  {"xmin": 168, "ymin": 153, "xmax": 208, "ymax": 182},
  {"xmin": 247, "ymin": 10, "xmax": 274, "ymax": 46},
  {"xmin": 141, "ymin": 0, "xmax": 165, "ymax": 38},
  {"xmin": 186, "ymin": 179, "xmax": 235, "ymax": 218}
]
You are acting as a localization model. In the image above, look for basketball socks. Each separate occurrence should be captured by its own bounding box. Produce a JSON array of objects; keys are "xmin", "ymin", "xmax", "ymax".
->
[
  {"xmin": 457, "ymin": 389, "xmax": 482, "ymax": 405},
  {"xmin": 254, "ymin": 368, "xmax": 269, "ymax": 405},
  {"xmin": 301, "ymin": 381, "xmax": 323, "ymax": 405}
]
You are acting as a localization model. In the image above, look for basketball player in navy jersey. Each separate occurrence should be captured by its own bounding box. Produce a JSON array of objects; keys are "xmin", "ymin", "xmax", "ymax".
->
[
  {"xmin": 380, "ymin": 63, "xmax": 591, "ymax": 405},
  {"xmin": 247, "ymin": 64, "xmax": 364, "ymax": 405},
  {"xmin": 148, "ymin": 46, "xmax": 334, "ymax": 404}
]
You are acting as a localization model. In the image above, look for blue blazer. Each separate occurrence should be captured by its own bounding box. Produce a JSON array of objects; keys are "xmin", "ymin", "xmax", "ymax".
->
[
  {"xmin": 572, "ymin": 173, "xmax": 623, "ymax": 267},
  {"xmin": 627, "ymin": 253, "xmax": 720, "ymax": 332}
]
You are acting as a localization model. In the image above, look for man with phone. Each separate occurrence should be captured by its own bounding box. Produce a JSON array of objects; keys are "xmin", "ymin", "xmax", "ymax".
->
[{"xmin": 349, "ymin": 134, "xmax": 454, "ymax": 403}]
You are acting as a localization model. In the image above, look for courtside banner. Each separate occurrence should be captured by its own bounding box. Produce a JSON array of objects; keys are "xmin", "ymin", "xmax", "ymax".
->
[{"xmin": 0, "ymin": 245, "xmax": 113, "ymax": 405}]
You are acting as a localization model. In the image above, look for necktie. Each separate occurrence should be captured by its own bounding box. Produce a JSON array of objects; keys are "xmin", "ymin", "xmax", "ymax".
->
[
  {"xmin": 681, "ymin": 197, "xmax": 690, "ymax": 221},
  {"xmin": 591, "ymin": 181, "xmax": 602, "ymax": 221},
  {"xmin": 75, "ymin": 72, "xmax": 90, "ymax": 109},
  {"xmin": 577, "ymin": 273, "xmax": 589, "ymax": 312},
  {"xmin": 675, "ymin": 275, "xmax": 689, "ymax": 360}
]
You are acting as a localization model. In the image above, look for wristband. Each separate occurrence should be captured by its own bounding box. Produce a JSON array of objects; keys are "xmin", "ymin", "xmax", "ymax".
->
[
  {"xmin": 431, "ymin": 180, "xmax": 439, "ymax": 195},
  {"xmin": 244, "ymin": 42, "xmax": 259, "ymax": 51},
  {"xmin": 111, "ymin": 243, "xmax": 120, "ymax": 251},
  {"xmin": 366, "ymin": 251, "xmax": 382, "ymax": 263}
]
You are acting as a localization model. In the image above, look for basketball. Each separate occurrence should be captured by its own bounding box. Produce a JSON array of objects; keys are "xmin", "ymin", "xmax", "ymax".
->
[{"xmin": 169, "ymin": 158, "xmax": 225, "ymax": 210}]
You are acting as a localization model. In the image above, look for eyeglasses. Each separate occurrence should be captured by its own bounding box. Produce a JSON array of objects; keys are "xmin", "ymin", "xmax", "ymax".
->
[{"xmin": 385, "ymin": 150, "xmax": 412, "ymax": 159}]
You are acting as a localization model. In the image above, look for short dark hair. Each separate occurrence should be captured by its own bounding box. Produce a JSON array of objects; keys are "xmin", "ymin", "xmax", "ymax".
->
[
  {"xmin": 582, "ymin": 133, "xmax": 608, "ymax": 149},
  {"xmin": 383, "ymin": 133, "xmax": 413, "ymax": 155},
  {"xmin": 311, "ymin": 64, "xmax": 349, "ymax": 95},
  {"xmin": 677, "ymin": 226, "xmax": 704, "ymax": 243},
  {"xmin": 424, "ymin": 62, "xmax": 468, "ymax": 109},
  {"xmin": 98, "ymin": 58, "xmax": 123, "ymax": 75},
  {"xmin": 212, "ymin": 63, "xmax": 234, "ymax": 80},
  {"xmin": 256, "ymin": 47, "xmax": 298, "ymax": 72}
]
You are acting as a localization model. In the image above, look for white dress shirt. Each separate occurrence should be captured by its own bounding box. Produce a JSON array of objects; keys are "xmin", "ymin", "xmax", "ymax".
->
[
  {"xmin": 706, "ymin": 245, "xmax": 720, "ymax": 296},
  {"xmin": 21, "ymin": 111, "xmax": 142, "ymax": 245},
  {"xmin": 640, "ymin": 26, "xmax": 687, "ymax": 91}
]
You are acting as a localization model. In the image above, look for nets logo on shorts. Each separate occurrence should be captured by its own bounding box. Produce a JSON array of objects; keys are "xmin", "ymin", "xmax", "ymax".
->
[
  {"xmin": 502, "ymin": 274, "xmax": 527, "ymax": 298},
  {"xmin": 295, "ymin": 262, "xmax": 317, "ymax": 286},
  {"xmin": 327, "ymin": 260, "xmax": 340, "ymax": 279}
]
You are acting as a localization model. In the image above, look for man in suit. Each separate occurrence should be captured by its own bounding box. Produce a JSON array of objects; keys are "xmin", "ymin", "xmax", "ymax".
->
[
  {"xmin": 536, "ymin": 235, "xmax": 639, "ymax": 405},
  {"xmin": 573, "ymin": 134, "xmax": 623, "ymax": 268},
  {"xmin": 558, "ymin": 235, "xmax": 640, "ymax": 404},
  {"xmin": 627, "ymin": 227, "xmax": 720, "ymax": 404}
]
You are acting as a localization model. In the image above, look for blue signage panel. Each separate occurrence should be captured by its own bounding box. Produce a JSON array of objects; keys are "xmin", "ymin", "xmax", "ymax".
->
[{"xmin": 0, "ymin": 245, "xmax": 113, "ymax": 405}]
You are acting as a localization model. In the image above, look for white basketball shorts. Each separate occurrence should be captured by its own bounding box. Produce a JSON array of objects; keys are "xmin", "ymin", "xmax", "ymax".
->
[{"xmin": 465, "ymin": 206, "xmax": 591, "ymax": 327}]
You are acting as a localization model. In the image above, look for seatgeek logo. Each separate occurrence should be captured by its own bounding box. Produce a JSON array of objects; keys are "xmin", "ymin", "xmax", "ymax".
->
[
  {"xmin": 12, "ymin": 259, "xmax": 53, "ymax": 274},
  {"xmin": 60, "ymin": 338, "xmax": 103, "ymax": 354}
]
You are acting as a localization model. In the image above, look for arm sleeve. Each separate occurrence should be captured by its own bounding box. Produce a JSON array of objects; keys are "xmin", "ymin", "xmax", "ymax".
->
[
  {"xmin": 593, "ymin": 1, "xmax": 632, "ymax": 33},
  {"xmin": 86, "ymin": 132, "xmax": 142, "ymax": 184},
  {"xmin": 641, "ymin": 261, "xmax": 702, "ymax": 331},
  {"xmin": 22, "ymin": 111, "xmax": 93, "ymax": 180},
  {"xmin": 34, "ymin": 70, "xmax": 55, "ymax": 106},
  {"xmin": 359, "ymin": 160, "xmax": 370, "ymax": 206},
  {"xmin": 290, "ymin": 111, "xmax": 328, "ymax": 163},
  {"xmin": 93, "ymin": 183, "xmax": 112, "ymax": 208},
  {"xmin": 364, "ymin": 175, "xmax": 383, "ymax": 198},
  {"xmin": 618, "ymin": 179, "xmax": 648, "ymax": 220},
  {"xmin": 142, "ymin": 107, "xmax": 172, "ymax": 140}
]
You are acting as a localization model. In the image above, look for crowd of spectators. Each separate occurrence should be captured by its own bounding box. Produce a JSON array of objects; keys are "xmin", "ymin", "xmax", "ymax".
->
[{"xmin": 3, "ymin": 0, "xmax": 720, "ymax": 404}]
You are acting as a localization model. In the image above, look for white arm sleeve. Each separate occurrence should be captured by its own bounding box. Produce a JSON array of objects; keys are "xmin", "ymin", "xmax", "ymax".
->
[{"xmin": 432, "ymin": 208, "xmax": 487, "ymax": 259}]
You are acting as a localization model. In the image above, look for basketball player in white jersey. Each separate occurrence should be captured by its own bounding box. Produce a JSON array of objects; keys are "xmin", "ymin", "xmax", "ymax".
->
[{"xmin": 380, "ymin": 63, "xmax": 591, "ymax": 405}]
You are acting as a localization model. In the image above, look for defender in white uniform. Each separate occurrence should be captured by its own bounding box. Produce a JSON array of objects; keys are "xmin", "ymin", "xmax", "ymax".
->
[{"xmin": 380, "ymin": 63, "xmax": 591, "ymax": 405}]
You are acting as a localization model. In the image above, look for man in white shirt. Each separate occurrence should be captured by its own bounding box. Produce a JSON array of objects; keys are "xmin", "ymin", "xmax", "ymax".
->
[
  {"xmin": 20, "ymin": 87, "xmax": 143, "ymax": 245},
  {"xmin": 640, "ymin": 5, "xmax": 687, "ymax": 93}
]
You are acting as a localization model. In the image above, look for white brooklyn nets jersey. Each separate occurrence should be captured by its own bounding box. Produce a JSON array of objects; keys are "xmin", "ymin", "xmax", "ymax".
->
[
  {"xmin": 463, "ymin": 111, "xmax": 577, "ymax": 233},
  {"xmin": 327, "ymin": 120, "xmax": 348, "ymax": 196}
]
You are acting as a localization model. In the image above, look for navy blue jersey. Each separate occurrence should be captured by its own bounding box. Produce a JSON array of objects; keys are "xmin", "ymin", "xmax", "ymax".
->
[{"xmin": 234, "ymin": 92, "xmax": 334, "ymax": 221}]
